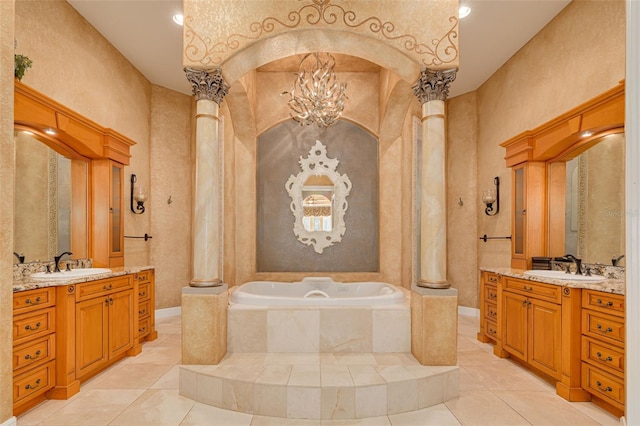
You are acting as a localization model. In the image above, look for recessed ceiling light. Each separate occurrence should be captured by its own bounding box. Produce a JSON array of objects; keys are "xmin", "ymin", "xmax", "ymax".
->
[
  {"xmin": 172, "ymin": 14, "xmax": 183, "ymax": 26},
  {"xmin": 458, "ymin": 5, "xmax": 471, "ymax": 19},
  {"xmin": 44, "ymin": 128, "xmax": 57, "ymax": 135},
  {"xmin": 22, "ymin": 130, "xmax": 34, "ymax": 136},
  {"xmin": 581, "ymin": 130, "xmax": 594, "ymax": 138}
]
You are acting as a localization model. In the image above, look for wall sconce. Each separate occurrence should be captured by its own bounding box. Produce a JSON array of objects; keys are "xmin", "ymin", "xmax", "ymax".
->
[
  {"xmin": 482, "ymin": 176, "xmax": 500, "ymax": 216},
  {"xmin": 130, "ymin": 174, "xmax": 147, "ymax": 214}
]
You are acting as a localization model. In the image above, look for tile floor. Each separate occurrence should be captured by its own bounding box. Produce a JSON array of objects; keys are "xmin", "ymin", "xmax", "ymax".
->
[{"xmin": 17, "ymin": 314, "xmax": 622, "ymax": 425}]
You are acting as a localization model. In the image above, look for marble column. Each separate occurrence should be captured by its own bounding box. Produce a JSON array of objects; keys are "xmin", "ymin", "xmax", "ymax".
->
[
  {"xmin": 185, "ymin": 68, "xmax": 229, "ymax": 287},
  {"xmin": 412, "ymin": 68, "xmax": 457, "ymax": 289}
]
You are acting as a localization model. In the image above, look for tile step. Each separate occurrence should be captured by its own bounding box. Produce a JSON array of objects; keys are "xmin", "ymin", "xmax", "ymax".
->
[{"xmin": 179, "ymin": 352, "xmax": 459, "ymax": 420}]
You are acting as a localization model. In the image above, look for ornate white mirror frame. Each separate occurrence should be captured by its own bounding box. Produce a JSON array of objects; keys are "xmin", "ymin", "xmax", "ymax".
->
[{"xmin": 285, "ymin": 140, "xmax": 352, "ymax": 253}]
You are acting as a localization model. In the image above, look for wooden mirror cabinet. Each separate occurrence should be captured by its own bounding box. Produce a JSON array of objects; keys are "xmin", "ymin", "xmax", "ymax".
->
[
  {"xmin": 500, "ymin": 82, "xmax": 625, "ymax": 269},
  {"xmin": 14, "ymin": 82, "xmax": 135, "ymax": 267}
]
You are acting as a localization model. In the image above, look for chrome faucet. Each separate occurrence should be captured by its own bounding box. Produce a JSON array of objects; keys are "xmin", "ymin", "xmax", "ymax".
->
[
  {"xmin": 564, "ymin": 254, "xmax": 583, "ymax": 275},
  {"xmin": 13, "ymin": 252, "xmax": 25, "ymax": 263},
  {"xmin": 612, "ymin": 255, "xmax": 625, "ymax": 266},
  {"xmin": 53, "ymin": 251, "xmax": 73, "ymax": 272}
]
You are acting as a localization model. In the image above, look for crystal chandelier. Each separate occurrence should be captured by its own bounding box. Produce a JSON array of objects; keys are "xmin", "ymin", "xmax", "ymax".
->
[{"xmin": 284, "ymin": 52, "xmax": 347, "ymax": 127}]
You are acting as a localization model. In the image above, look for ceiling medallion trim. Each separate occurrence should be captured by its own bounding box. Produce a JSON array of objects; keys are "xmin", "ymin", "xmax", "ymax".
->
[{"xmin": 184, "ymin": 0, "xmax": 458, "ymax": 68}]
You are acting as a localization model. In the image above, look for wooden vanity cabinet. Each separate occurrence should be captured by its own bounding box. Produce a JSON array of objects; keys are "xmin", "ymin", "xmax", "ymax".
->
[
  {"xmin": 12, "ymin": 287, "xmax": 56, "ymax": 415},
  {"xmin": 75, "ymin": 276, "xmax": 135, "ymax": 380},
  {"xmin": 581, "ymin": 290, "xmax": 625, "ymax": 415},
  {"xmin": 480, "ymin": 274, "xmax": 587, "ymax": 402},
  {"xmin": 91, "ymin": 160, "xmax": 125, "ymax": 268},
  {"xmin": 477, "ymin": 271, "xmax": 500, "ymax": 343},
  {"xmin": 135, "ymin": 269, "xmax": 158, "ymax": 343},
  {"xmin": 501, "ymin": 278, "xmax": 563, "ymax": 378}
]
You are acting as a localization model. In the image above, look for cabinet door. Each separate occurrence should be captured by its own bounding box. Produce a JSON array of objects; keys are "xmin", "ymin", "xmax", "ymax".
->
[
  {"xmin": 528, "ymin": 298, "xmax": 562, "ymax": 379},
  {"xmin": 76, "ymin": 297, "xmax": 109, "ymax": 378},
  {"xmin": 109, "ymin": 162, "xmax": 124, "ymax": 263},
  {"xmin": 502, "ymin": 291, "xmax": 528, "ymax": 362},
  {"xmin": 108, "ymin": 290, "xmax": 134, "ymax": 359}
]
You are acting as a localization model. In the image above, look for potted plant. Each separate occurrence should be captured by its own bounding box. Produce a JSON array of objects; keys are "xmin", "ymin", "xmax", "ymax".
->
[{"xmin": 14, "ymin": 41, "xmax": 32, "ymax": 81}]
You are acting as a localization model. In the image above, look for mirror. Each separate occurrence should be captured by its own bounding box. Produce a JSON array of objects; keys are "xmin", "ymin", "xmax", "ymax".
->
[
  {"xmin": 13, "ymin": 129, "xmax": 88, "ymax": 263},
  {"xmin": 560, "ymin": 133, "xmax": 625, "ymax": 265},
  {"xmin": 285, "ymin": 140, "xmax": 352, "ymax": 253}
]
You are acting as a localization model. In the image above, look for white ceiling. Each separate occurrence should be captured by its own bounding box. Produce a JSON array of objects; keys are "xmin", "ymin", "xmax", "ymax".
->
[{"xmin": 67, "ymin": 0, "xmax": 571, "ymax": 99}]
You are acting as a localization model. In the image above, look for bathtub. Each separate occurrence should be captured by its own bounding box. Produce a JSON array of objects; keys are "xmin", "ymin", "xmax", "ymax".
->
[{"xmin": 230, "ymin": 277, "xmax": 406, "ymax": 306}]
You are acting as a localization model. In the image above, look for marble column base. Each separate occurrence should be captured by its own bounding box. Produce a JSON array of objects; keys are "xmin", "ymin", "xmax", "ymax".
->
[
  {"xmin": 189, "ymin": 278, "xmax": 223, "ymax": 288},
  {"xmin": 416, "ymin": 279, "xmax": 451, "ymax": 289},
  {"xmin": 181, "ymin": 285, "xmax": 228, "ymax": 364},
  {"xmin": 410, "ymin": 286, "xmax": 458, "ymax": 366}
]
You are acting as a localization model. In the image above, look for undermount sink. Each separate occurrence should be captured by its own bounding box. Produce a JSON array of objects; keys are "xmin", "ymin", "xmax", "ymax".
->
[
  {"xmin": 524, "ymin": 270, "xmax": 605, "ymax": 282},
  {"xmin": 30, "ymin": 268, "xmax": 112, "ymax": 281}
]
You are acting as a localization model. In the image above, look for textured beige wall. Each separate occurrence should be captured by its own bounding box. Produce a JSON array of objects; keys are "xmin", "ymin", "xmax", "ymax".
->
[
  {"xmin": 149, "ymin": 86, "xmax": 193, "ymax": 309},
  {"xmin": 474, "ymin": 0, "xmax": 625, "ymax": 273},
  {"xmin": 14, "ymin": 0, "xmax": 153, "ymax": 268},
  {"xmin": 446, "ymin": 92, "xmax": 479, "ymax": 308},
  {"xmin": 1, "ymin": 0, "xmax": 15, "ymax": 420}
]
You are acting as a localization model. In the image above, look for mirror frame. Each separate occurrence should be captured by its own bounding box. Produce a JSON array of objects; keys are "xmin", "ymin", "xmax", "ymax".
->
[
  {"xmin": 14, "ymin": 82, "xmax": 136, "ymax": 267},
  {"xmin": 285, "ymin": 140, "xmax": 352, "ymax": 254},
  {"xmin": 500, "ymin": 82, "xmax": 625, "ymax": 269}
]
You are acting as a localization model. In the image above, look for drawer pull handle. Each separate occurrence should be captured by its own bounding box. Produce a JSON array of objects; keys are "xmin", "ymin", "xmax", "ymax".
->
[
  {"xmin": 488, "ymin": 328, "xmax": 496, "ymax": 335},
  {"xmin": 522, "ymin": 285, "xmax": 533, "ymax": 292},
  {"xmin": 103, "ymin": 284, "xmax": 113, "ymax": 291},
  {"xmin": 596, "ymin": 299, "xmax": 614, "ymax": 307},
  {"xmin": 595, "ymin": 352, "xmax": 613, "ymax": 362},
  {"xmin": 25, "ymin": 322, "xmax": 41, "ymax": 331},
  {"xmin": 139, "ymin": 327, "xmax": 147, "ymax": 333},
  {"xmin": 25, "ymin": 379, "xmax": 41, "ymax": 390},
  {"xmin": 139, "ymin": 309, "xmax": 146, "ymax": 315},
  {"xmin": 139, "ymin": 291, "xmax": 146, "ymax": 297},
  {"xmin": 25, "ymin": 350, "xmax": 42, "ymax": 360},
  {"xmin": 489, "ymin": 294, "xmax": 497, "ymax": 300},
  {"xmin": 24, "ymin": 297, "xmax": 42, "ymax": 305},
  {"xmin": 595, "ymin": 381, "xmax": 613, "ymax": 393},
  {"xmin": 596, "ymin": 324, "xmax": 614, "ymax": 333}
]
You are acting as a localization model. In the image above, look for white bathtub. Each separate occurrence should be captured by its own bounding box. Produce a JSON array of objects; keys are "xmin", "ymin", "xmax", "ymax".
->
[{"xmin": 230, "ymin": 277, "xmax": 406, "ymax": 306}]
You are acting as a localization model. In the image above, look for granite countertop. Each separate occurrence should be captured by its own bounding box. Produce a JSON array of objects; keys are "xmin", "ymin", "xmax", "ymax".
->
[
  {"xmin": 480, "ymin": 267, "xmax": 625, "ymax": 295},
  {"xmin": 13, "ymin": 266, "xmax": 155, "ymax": 293}
]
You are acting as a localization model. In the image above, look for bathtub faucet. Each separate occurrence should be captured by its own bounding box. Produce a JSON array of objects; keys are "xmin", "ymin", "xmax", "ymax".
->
[
  {"xmin": 53, "ymin": 251, "xmax": 73, "ymax": 272},
  {"xmin": 611, "ymin": 255, "xmax": 624, "ymax": 266},
  {"xmin": 563, "ymin": 254, "xmax": 583, "ymax": 275}
]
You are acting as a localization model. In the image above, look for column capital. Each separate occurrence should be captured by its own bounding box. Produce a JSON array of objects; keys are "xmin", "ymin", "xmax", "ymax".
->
[
  {"xmin": 412, "ymin": 68, "xmax": 457, "ymax": 104},
  {"xmin": 185, "ymin": 67, "xmax": 230, "ymax": 105}
]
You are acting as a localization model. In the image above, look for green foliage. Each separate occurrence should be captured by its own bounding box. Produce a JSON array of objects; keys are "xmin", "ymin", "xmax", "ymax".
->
[{"xmin": 14, "ymin": 54, "xmax": 33, "ymax": 81}]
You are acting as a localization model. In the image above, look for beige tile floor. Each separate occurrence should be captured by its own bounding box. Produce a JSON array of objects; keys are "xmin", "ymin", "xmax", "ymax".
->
[{"xmin": 17, "ymin": 314, "xmax": 622, "ymax": 426}]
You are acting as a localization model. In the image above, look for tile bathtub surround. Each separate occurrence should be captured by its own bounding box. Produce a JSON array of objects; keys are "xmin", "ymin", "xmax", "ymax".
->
[
  {"xmin": 17, "ymin": 314, "xmax": 621, "ymax": 425},
  {"xmin": 180, "ymin": 353, "xmax": 459, "ymax": 420},
  {"xmin": 228, "ymin": 303, "xmax": 411, "ymax": 354}
]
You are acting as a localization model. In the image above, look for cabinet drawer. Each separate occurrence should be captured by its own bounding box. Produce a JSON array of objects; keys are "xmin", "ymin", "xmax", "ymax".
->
[
  {"xmin": 484, "ymin": 284, "xmax": 498, "ymax": 303},
  {"xmin": 138, "ymin": 299, "xmax": 151, "ymax": 319},
  {"xmin": 13, "ymin": 334, "xmax": 55, "ymax": 373},
  {"xmin": 483, "ymin": 318, "xmax": 499, "ymax": 341},
  {"xmin": 138, "ymin": 316, "xmax": 151, "ymax": 338},
  {"xmin": 134, "ymin": 270, "xmax": 152, "ymax": 284},
  {"xmin": 582, "ymin": 310, "xmax": 625, "ymax": 346},
  {"xmin": 13, "ymin": 307, "xmax": 55, "ymax": 346},
  {"xmin": 484, "ymin": 301, "xmax": 498, "ymax": 322},
  {"xmin": 582, "ymin": 336, "xmax": 624, "ymax": 376},
  {"xmin": 76, "ymin": 276, "xmax": 132, "ymax": 301},
  {"xmin": 13, "ymin": 360, "xmax": 55, "ymax": 404},
  {"xmin": 582, "ymin": 291, "xmax": 624, "ymax": 317},
  {"xmin": 504, "ymin": 278, "xmax": 561, "ymax": 303},
  {"xmin": 138, "ymin": 282, "xmax": 151, "ymax": 302},
  {"xmin": 484, "ymin": 272, "xmax": 499, "ymax": 284},
  {"xmin": 13, "ymin": 288, "xmax": 55, "ymax": 315},
  {"xmin": 582, "ymin": 363, "xmax": 624, "ymax": 409}
]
